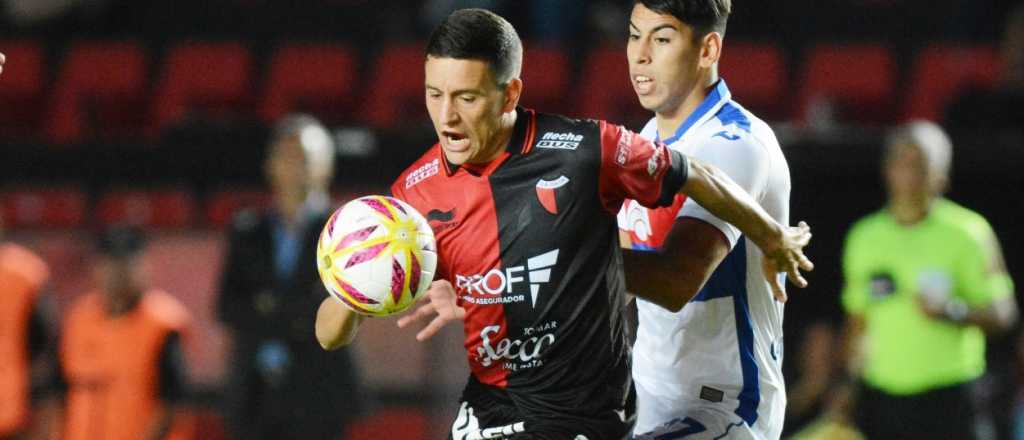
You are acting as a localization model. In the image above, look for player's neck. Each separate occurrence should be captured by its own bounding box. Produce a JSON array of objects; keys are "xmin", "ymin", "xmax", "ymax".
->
[
  {"xmin": 889, "ymin": 196, "xmax": 933, "ymax": 226},
  {"xmin": 655, "ymin": 74, "xmax": 718, "ymax": 141}
]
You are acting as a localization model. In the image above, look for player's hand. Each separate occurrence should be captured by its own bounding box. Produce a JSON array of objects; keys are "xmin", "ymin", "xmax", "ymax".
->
[
  {"xmin": 761, "ymin": 221, "xmax": 814, "ymax": 302},
  {"xmin": 915, "ymin": 294, "xmax": 945, "ymax": 320},
  {"xmin": 396, "ymin": 280, "xmax": 465, "ymax": 341},
  {"xmin": 0, "ymin": 52, "xmax": 6, "ymax": 76}
]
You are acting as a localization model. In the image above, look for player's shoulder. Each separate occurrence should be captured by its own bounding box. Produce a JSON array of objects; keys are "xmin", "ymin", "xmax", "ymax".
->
[
  {"xmin": 393, "ymin": 144, "xmax": 444, "ymax": 196},
  {"xmin": 709, "ymin": 101, "xmax": 779, "ymax": 152},
  {"xmin": 141, "ymin": 289, "xmax": 192, "ymax": 330},
  {"xmin": 531, "ymin": 110, "xmax": 605, "ymax": 151},
  {"xmin": 932, "ymin": 199, "xmax": 994, "ymax": 242},
  {"xmin": 845, "ymin": 209, "xmax": 891, "ymax": 243}
]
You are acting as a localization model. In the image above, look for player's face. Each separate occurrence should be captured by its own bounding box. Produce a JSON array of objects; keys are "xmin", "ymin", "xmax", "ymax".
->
[
  {"xmin": 884, "ymin": 142, "xmax": 931, "ymax": 201},
  {"xmin": 627, "ymin": 3, "xmax": 703, "ymax": 114},
  {"xmin": 425, "ymin": 56, "xmax": 514, "ymax": 166}
]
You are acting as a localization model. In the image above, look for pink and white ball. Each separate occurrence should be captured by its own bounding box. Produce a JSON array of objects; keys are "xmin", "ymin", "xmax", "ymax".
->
[{"xmin": 316, "ymin": 195, "xmax": 437, "ymax": 317}]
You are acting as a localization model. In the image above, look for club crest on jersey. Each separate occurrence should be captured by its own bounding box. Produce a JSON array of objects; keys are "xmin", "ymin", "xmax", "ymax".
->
[{"xmin": 535, "ymin": 176, "xmax": 569, "ymax": 215}]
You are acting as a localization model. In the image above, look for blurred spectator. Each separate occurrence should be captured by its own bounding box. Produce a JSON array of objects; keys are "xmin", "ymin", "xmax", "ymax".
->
[
  {"xmin": 0, "ymin": 213, "xmax": 53, "ymax": 439},
  {"xmin": 784, "ymin": 322, "xmax": 841, "ymax": 432},
  {"xmin": 841, "ymin": 121, "xmax": 1018, "ymax": 440},
  {"xmin": 47, "ymin": 226, "xmax": 193, "ymax": 440},
  {"xmin": 945, "ymin": 3, "xmax": 1024, "ymax": 134},
  {"xmin": 217, "ymin": 114, "xmax": 361, "ymax": 440}
]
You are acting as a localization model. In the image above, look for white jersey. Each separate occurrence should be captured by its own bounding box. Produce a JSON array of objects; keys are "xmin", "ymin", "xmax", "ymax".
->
[{"xmin": 617, "ymin": 80, "xmax": 791, "ymax": 439}]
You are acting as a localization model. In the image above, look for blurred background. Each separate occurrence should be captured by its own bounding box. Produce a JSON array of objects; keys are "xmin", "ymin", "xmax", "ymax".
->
[{"xmin": 1, "ymin": 0, "xmax": 1023, "ymax": 439}]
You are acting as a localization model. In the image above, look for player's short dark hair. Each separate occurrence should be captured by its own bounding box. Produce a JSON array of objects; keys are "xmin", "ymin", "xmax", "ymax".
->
[
  {"xmin": 425, "ymin": 8, "xmax": 523, "ymax": 86},
  {"xmin": 635, "ymin": 0, "xmax": 731, "ymax": 39}
]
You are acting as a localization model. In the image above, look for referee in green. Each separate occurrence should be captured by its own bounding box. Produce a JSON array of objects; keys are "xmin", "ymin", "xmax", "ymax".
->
[{"xmin": 841, "ymin": 121, "xmax": 1017, "ymax": 440}]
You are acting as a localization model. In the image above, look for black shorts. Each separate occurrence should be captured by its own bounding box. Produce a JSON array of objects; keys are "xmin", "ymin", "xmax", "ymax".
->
[
  {"xmin": 448, "ymin": 377, "xmax": 634, "ymax": 440},
  {"xmin": 855, "ymin": 380, "xmax": 977, "ymax": 440}
]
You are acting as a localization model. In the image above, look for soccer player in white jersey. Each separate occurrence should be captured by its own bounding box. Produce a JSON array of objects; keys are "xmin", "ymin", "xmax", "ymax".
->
[{"xmin": 617, "ymin": 1, "xmax": 802, "ymax": 438}]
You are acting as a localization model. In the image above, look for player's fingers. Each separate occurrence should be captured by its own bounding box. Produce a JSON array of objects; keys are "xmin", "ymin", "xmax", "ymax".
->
[
  {"xmin": 770, "ymin": 275, "xmax": 788, "ymax": 303},
  {"xmin": 416, "ymin": 315, "xmax": 451, "ymax": 341},
  {"xmin": 784, "ymin": 254, "xmax": 809, "ymax": 287},
  {"xmin": 397, "ymin": 302, "xmax": 436, "ymax": 328},
  {"xmin": 798, "ymin": 252, "xmax": 815, "ymax": 271}
]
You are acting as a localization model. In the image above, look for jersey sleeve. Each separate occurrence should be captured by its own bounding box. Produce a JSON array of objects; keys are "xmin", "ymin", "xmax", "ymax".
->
[
  {"xmin": 841, "ymin": 223, "xmax": 870, "ymax": 316},
  {"xmin": 597, "ymin": 121, "xmax": 688, "ymax": 215},
  {"xmin": 676, "ymin": 134, "xmax": 771, "ymax": 248},
  {"xmin": 955, "ymin": 218, "xmax": 1014, "ymax": 306}
]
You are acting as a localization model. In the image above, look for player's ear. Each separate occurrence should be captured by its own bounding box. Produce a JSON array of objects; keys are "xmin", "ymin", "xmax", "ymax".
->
[
  {"xmin": 699, "ymin": 32, "xmax": 723, "ymax": 69},
  {"xmin": 502, "ymin": 77, "xmax": 523, "ymax": 113}
]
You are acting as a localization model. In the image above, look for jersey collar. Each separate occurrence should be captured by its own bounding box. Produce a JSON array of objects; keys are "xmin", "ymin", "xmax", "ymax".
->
[{"xmin": 657, "ymin": 79, "xmax": 732, "ymax": 144}]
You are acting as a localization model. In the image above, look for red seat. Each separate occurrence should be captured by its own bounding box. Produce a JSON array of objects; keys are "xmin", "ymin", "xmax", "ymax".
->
[
  {"xmin": 576, "ymin": 45, "xmax": 647, "ymax": 125},
  {"xmin": 151, "ymin": 42, "xmax": 253, "ymax": 133},
  {"xmin": 346, "ymin": 408, "xmax": 429, "ymax": 440},
  {"xmin": 520, "ymin": 44, "xmax": 570, "ymax": 113},
  {"xmin": 719, "ymin": 42, "xmax": 787, "ymax": 120},
  {"xmin": 0, "ymin": 40, "xmax": 46, "ymax": 140},
  {"xmin": 204, "ymin": 189, "xmax": 271, "ymax": 228},
  {"xmin": 797, "ymin": 44, "xmax": 896, "ymax": 124},
  {"xmin": 0, "ymin": 187, "xmax": 86, "ymax": 228},
  {"xmin": 96, "ymin": 189, "xmax": 195, "ymax": 228},
  {"xmin": 362, "ymin": 44, "xmax": 427, "ymax": 129},
  {"xmin": 47, "ymin": 41, "xmax": 148, "ymax": 144},
  {"xmin": 260, "ymin": 44, "xmax": 359, "ymax": 124},
  {"xmin": 903, "ymin": 45, "xmax": 1002, "ymax": 121}
]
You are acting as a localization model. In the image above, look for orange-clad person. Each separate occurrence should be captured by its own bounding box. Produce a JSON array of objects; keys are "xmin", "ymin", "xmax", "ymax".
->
[
  {"xmin": 50, "ymin": 227, "xmax": 193, "ymax": 440},
  {"xmin": 0, "ymin": 213, "xmax": 52, "ymax": 439}
]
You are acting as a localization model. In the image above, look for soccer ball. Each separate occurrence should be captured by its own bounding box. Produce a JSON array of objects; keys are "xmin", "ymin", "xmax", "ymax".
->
[{"xmin": 316, "ymin": 195, "xmax": 437, "ymax": 317}]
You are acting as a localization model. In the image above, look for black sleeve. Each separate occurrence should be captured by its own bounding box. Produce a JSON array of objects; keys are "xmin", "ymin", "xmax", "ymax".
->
[
  {"xmin": 158, "ymin": 331, "xmax": 190, "ymax": 404},
  {"xmin": 657, "ymin": 149, "xmax": 689, "ymax": 207}
]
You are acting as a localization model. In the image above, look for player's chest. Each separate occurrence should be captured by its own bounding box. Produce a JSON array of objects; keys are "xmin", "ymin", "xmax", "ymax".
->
[{"xmin": 422, "ymin": 158, "xmax": 598, "ymax": 272}]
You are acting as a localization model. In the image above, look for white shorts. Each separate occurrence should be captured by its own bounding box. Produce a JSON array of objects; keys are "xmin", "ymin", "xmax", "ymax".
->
[
  {"xmin": 632, "ymin": 379, "xmax": 781, "ymax": 440},
  {"xmin": 632, "ymin": 407, "xmax": 761, "ymax": 440}
]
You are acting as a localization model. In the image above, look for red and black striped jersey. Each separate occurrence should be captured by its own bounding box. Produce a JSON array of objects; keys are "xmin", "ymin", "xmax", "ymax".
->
[{"xmin": 391, "ymin": 107, "xmax": 687, "ymax": 419}]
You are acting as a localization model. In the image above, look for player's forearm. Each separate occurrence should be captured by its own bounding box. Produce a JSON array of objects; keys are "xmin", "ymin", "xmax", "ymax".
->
[
  {"xmin": 625, "ymin": 249, "xmax": 710, "ymax": 312},
  {"xmin": 315, "ymin": 297, "xmax": 364, "ymax": 350},
  {"xmin": 951, "ymin": 297, "xmax": 1017, "ymax": 335},
  {"xmin": 679, "ymin": 158, "xmax": 781, "ymax": 253}
]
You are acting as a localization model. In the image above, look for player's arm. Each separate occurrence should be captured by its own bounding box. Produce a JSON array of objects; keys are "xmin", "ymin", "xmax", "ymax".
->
[
  {"xmin": 0, "ymin": 52, "xmax": 6, "ymax": 75},
  {"xmin": 678, "ymin": 157, "xmax": 811, "ymax": 299},
  {"xmin": 918, "ymin": 225, "xmax": 1017, "ymax": 334},
  {"xmin": 316, "ymin": 297, "xmax": 365, "ymax": 350},
  {"xmin": 600, "ymin": 122, "xmax": 811, "ymax": 300},
  {"xmin": 624, "ymin": 218, "xmax": 729, "ymax": 311}
]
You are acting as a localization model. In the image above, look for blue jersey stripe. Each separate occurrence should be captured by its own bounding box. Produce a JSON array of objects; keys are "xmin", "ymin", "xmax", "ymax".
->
[
  {"xmin": 715, "ymin": 102, "xmax": 752, "ymax": 133},
  {"xmin": 690, "ymin": 238, "xmax": 760, "ymax": 426},
  {"xmin": 730, "ymin": 239, "xmax": 760, "ymax": 425}
]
